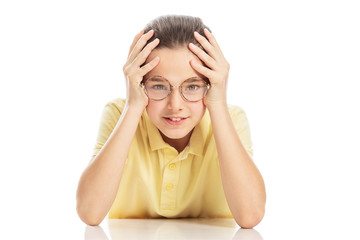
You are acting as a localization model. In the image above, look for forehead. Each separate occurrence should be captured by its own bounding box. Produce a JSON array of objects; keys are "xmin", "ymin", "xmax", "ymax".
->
[{"xmin": 144, "ymin": 47, "xmax": 205, "ymax": 84}]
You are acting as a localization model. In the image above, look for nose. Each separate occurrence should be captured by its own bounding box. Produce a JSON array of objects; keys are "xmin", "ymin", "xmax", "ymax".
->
[{"xmin": 167, "ymin": 87, "xmax": 184, "ymax": 111}]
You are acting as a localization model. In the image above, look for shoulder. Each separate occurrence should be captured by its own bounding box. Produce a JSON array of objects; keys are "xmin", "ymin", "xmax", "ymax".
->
[
  {"xmin": 99, "ymin": 98, "xmax": 126, "ymax": 123},
  {"xmin": 226, "ymin": 104, "xmax": 251, "ymax": 131},
  {"xmin": 103, "ymin": 97, "xmax": 126, "ymax": 112},
  {"xmin": 227, "ymin": 104, "xmax": 247, "ymax": 120}
]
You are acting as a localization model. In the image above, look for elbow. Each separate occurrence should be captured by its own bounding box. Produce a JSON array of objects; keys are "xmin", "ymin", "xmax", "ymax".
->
[
  {"xmin": 81, "ymin": 215, "xmax": 103, "ymax": 226},
  {"xmin": 76, "ymin": 202, "xmax": 105, "ymax": 226},
  {"xmin": 76, "ymin": 187, "xmax": 107, "ymax": 226},
  {"xmin": 234, "ymin": 208, "xmax": 265, "ymax": 229}
]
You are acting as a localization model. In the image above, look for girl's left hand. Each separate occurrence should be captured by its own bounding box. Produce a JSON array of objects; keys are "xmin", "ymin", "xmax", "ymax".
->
[{"xmin": 189, "ymin": 28, "xmax": 230, "ymax": 108}]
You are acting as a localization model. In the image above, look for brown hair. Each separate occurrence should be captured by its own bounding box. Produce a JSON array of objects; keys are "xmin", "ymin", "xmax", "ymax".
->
[{"xmin": 143, "ymin": 15, "xmax": 211, "ymax": 50}]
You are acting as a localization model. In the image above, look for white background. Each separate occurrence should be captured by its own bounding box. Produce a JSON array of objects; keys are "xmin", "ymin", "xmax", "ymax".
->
[{"xmin": 1, "ymin": 0, "xmax": 359, "ymax": 239}]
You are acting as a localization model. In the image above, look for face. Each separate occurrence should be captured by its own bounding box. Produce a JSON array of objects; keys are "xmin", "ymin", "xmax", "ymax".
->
[{"xmin": 144, "ymin": 47, "xmax": 207, "ymax": 146}]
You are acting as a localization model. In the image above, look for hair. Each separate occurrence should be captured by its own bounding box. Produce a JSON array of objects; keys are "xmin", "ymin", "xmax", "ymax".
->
[{"xmin": 143, "ymin": 15, "xmax": 211, "ymax": 50}]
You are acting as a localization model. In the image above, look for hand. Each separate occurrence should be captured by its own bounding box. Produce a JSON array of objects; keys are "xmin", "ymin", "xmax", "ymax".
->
[
  {"xmin": 188, "ymin": 29, "xmax": 230, "ymax": 109},
  {"xmin": 123, "ymin": 29, "xmax": 160, "ymax": 110}
]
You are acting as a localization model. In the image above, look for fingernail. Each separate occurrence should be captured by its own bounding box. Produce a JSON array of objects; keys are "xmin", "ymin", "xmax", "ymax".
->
[{"xmin": 194, "ymin": 31, "xmax": 200, "ymax": 37}]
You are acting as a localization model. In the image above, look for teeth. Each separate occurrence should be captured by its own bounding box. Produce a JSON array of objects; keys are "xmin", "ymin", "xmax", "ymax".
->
[{"xmin": 169, "ymin": 118, "xmax": 182, "ymax": 121}]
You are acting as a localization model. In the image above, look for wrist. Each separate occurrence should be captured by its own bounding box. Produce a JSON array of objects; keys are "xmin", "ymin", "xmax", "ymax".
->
[
  {"xmin": 124, "ymin": 101, "xmax": 146, "ymax": 117},
  {"xmin": 204, "ymin": 99, "xmax": 228, "ymax": 113},
  {"xmin": 206, "ymin": 103, "xmax": 228, "ymax": 117}
]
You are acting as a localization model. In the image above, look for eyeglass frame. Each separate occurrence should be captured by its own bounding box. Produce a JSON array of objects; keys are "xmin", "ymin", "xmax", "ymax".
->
[{"xmin": 140, "ymin": 75, "xmax": 211, "ymax": 102}]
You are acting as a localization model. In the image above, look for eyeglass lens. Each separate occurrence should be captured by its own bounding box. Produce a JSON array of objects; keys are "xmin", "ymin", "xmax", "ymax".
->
[{"xmin": 144, "ymin": 77, "xmax": 208, "ymax": 101}]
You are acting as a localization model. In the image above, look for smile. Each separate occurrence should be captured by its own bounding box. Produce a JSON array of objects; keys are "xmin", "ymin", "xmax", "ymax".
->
[
  {"xmin": 164, "ymin": 117, "xmax": 188, "ymax": 125},
  {"xmin": 169, "ymin": 117, "xmax": 182, "ymax": 121}
]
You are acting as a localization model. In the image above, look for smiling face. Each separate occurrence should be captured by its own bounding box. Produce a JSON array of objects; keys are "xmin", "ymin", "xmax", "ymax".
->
[{"xmin": 144, "ymin": 47, "xmax": 207, "ymax": 149}]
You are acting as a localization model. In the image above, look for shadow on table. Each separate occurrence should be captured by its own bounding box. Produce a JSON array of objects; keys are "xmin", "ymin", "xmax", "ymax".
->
[{"xmin": 85, "ymin": 218, "xmax": 263, "ymax": 240}]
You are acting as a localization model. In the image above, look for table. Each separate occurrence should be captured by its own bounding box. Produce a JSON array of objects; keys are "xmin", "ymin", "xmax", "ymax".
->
[{"xmin": 84, "ymin": 218, "xmax": 263, "ymax": 240}]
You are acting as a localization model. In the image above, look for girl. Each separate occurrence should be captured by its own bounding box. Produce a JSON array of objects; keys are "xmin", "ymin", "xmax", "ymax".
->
[{"xmin": 76, "ymin": 15, "xmax": 266, "ymax": 229}]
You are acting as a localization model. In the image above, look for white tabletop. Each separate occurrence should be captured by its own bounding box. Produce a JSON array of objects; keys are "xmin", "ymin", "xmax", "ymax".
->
[{"xmin": 85, "ymin": 218, "xmax": 263, "ymax": 240}]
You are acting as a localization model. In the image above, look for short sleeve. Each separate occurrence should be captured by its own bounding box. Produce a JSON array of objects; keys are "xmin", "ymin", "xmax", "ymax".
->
[
  {"xmin": 229, "ymin": 106, "xmax": 254, "ymax": 157},
  {"xmin": 91, "ymin": 99, "xmax": 125, "ymax": 158}
]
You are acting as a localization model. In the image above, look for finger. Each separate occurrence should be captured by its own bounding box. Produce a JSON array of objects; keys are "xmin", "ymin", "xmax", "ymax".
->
[
  {"xmin": 203, "ymin": 28, "xmax": 229, "ymax": 69},
  {"xmin": 131, "ymin": 38, "xmax": 160, "ymax": 68},
  {"xmin": 190, "ymin": 59, "xmax": 214, "ymax": 80},
  {"xmin": 139, "ymin": 56, "xmax": 160, "ymax": 78},
  {"xmin": 189, "ymin": 43, "xmax": 217, "ymax": 70},
  {"xmin": 127, "ymin": 29, "xmax": 155, "ymax": 64},
  {"xmin": 204, "ymin": 28, "xmax": 221, "ymax": 51},
  {"xmin": 128, "ymin": 29, "xmax": 145, "ymax": 56},
  {"xmin": 194, "ymin": 31, "xmax": 217, "ymax": 59}
]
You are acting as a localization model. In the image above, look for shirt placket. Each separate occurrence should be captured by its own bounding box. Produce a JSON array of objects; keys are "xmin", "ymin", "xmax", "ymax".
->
[{"xmin": 160, "ymin": 147, "xmax": 182, "ymax": 211}]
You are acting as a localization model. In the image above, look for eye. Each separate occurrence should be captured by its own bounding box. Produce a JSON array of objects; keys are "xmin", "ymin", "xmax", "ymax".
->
[
  {"xmin": 145, "ymin": 77, "xmax": 169, "ymax": 90},
  {"xmin": 152, "ymin": 85, "xmax": 167, "ymax": 90},
  {"xmin": 183, "ymin": 80, "xmax": 206, "ymax": 91},
  {"xmin": 186, "ymin": 85, "xmax": 200, "ymax": 91}
]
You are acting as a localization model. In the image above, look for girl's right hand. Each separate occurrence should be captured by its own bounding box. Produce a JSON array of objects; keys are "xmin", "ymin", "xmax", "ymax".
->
[{"xmin": 123, "ymin": 29, "xmax": 160, "ymax": 110}]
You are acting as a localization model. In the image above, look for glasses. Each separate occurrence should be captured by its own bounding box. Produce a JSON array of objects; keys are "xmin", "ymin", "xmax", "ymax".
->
[{"xmin": 141, "ymin": 76, "xmax": 210, "ymax": 102}]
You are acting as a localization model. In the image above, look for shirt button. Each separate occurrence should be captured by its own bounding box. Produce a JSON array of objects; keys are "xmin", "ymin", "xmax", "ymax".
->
[
  {"xmin": 169, "ymin": 163, "xmax": 176, "ymax": 170},
  {"xmin": 166, "ymin": 184, "xmax": 174, "ymax": 190}
]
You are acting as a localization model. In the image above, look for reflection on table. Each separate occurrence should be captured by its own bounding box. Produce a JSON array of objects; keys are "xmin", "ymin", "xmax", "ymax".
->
[{"xmin": 85, "ymin": 218, "xmax": 263, "ymax": 240}]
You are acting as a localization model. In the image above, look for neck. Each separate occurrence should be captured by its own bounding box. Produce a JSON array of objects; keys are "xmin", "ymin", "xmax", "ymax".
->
[{"xmin": 160, "ymin": 129, "xmax": 193, "ymax": 153}]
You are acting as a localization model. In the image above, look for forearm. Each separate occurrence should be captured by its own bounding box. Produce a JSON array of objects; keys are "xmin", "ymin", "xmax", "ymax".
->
[
  {"xmin": 76, "ymin": 104, "xmax": 144, "ymax": 225},
  {"xmin": 208, "ymin": 103, "xmax": 266, "ymax": 228}
]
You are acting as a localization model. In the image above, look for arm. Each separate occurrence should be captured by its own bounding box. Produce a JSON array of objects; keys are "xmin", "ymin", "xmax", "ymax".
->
[
  {"xmin": 76, "ymin": 105, "xmax": 143, "ymax": 226},
  {"xmin": 208, "ymin": 103, "xmax": 266, "ymax": 228},
  {"xmin": 76, "ymin": 29, "xmax": 160, "ymax": 225},
  {"xmin": 189, "ymin": 29, "xmax": 266, "ymax": 228}
]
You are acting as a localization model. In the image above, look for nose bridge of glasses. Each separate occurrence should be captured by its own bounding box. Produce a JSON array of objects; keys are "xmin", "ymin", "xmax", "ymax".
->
[
  {"xmin": 169, "ymin": 84, "xmax": 184, "ymax": 99},
  {"xmin": 170, "ymin": 84, "xmax": 181, "ymax": 89},
  {"xmin": 169, "ymin": 83, "xmax": 184, "ymax": 96}
]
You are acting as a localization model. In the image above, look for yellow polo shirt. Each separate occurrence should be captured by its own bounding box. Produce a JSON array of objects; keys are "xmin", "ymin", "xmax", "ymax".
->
[{"xmin": 91, "ymin": 98, "xmax": 253, "ymax": 219}]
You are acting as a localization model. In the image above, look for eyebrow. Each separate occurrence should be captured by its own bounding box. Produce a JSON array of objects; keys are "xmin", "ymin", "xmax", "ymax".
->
[
  {"xmin": 147, "ymin": 77, "xmax": 167, "ymax": 82},
  {"xmin": 148, "ymin": 75, "xmax": 205, "ymax": 82}
]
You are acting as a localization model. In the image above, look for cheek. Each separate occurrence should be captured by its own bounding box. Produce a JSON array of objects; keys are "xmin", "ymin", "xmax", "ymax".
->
[
  {"xmin": 146, "ymin": 101, "xmax": 163, "ymax": 119},
  {"xmin": 191, "ymin": 102, "xmax": 206, "ymax": 119}
]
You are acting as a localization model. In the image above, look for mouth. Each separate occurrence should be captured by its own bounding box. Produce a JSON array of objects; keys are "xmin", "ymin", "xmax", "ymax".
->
[{"xmin": 163, "ymin": 117, "xmax": 188, "ymax": 126}]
